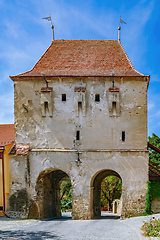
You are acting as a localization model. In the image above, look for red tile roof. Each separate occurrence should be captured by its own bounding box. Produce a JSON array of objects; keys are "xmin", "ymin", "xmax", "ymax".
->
[
  {"xmin": 0, "ymin": 124, "xmax": 15, "ymax": 147},
  {"xmin": 10, "ymin": 40, "xmax": 144, "ymax": 79}
]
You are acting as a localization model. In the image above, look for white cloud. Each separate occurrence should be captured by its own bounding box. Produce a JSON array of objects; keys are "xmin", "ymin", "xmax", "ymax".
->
[
  {"xmin": 4, "ymin": 21, "xmax": 20, "ymax": 39},
  {"xmin": 0, "ymin": 90, "xmax": 14, "ymax": 124},
  {"xmin": 30, "ymin": 0, "xmax": 117, "ymax": 40},
  {"xmin": 148, "ymin": 102, "xmax": 154, "ymax": 111},
  {"xmin": 148, "ymin": 89, "xmax": 160, "ymax": 136},
  {"xmin": 122, "ymin": 1, "xmax": 155, "ymax": 72},
  {"xmin": 150, "ymin": 74, "xmax": 160, "ymax": 82}
]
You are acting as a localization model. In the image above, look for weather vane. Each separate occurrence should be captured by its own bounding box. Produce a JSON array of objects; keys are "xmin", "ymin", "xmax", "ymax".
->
[
  {"xmin": 118, "ymin": 17, "xmax": 126, "ymax": 42},
  {"xmin": 42, "ymin": 15, "xmax": 54, "ymax": 40}
]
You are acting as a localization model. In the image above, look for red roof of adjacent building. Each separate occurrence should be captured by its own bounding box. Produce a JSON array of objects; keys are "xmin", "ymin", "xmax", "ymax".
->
[
  {"xmin": 0, "ymin": 124, "xmax": 15, "ymax": 147},
  {"xmin": 10, "ymin": 40, "xmax": 144, "ymax": 79}
]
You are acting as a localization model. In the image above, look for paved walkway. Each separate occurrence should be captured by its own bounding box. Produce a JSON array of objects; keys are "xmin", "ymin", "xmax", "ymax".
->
[{"xmin": 0, "ymin": 213, "xmax": 160, "ymax": 239}]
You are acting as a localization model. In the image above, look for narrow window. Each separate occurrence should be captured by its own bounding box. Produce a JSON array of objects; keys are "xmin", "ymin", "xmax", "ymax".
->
[
  {"xmin": 78, "ymin": 101, "xmax": 82, "ymax": 115},
  {"xmin": 95, "ymin": 94, "xmax": 100, "ymax": 102},
  {"xmin": 0, "ymin": 206, "xmax": 3, "ymax": 211},
  {"xmin": 112, "ymin": 101, "xmax": 116, "ymax": 115},
  {"xmin": 62, "ymin": 94, "xmax": 66, "ymax": 101},
  {"xmin": 76, "ymin": 131, "xmax": 80, "ymax": 140},
  {"xmin": 78, "ymin": 102, "xmax": 82, "ymax": 108},
  {"xmin": 44, "ymin": 102, "xmax": 48, "ymax": 108},
  {"xmin": 112, "ymin": 101, "xmax": 116, "ymax": 109},
  {"xmin": 122, "ymin": 131, "xmax": 125, "ymax": 142},
  {"xmin": 44, "ymin": 101, "xmax": 48, "ymax": 115}
]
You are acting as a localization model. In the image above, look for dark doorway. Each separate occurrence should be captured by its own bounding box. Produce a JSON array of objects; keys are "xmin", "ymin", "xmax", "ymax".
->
[{"xmin": 36, "ymin": 169, "xmax": 72, "ymax": 219}]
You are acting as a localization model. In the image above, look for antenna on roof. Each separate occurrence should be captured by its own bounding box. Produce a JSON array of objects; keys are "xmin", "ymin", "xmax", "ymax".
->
[
  {"xmin": 42, "ymin": 15, "xmax": 54, "ymax": 40},
  {"xmin": 118, "ymin": 17, "xmax": 126, "ymax": 42}
]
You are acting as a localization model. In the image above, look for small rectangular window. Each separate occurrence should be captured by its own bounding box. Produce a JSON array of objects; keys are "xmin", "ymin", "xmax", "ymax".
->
[
  {"xmin": 76, "ymin": 131, "xmax": 80, "ymax": 140},
  {"xmin": 122, "ymin": 131, "xmax": 125, "ymax": 142},
  {"xmin": 44, "ymin": 102, "xmax": 48, "ymax": 115},
  {"xmin": 112, "ymin": 101, "xmax": 116, "ymax": 109},
  {"xmin": 44, "ymin": 102, "xmax": 48, "ymax": 108},
  {"xmin": 62, "ymin": 94, "xmax": 66, "ymax": 101},
  {"xmin": 95, "ymin": 94, "xmax": 100, "ymax": 102},
  {"xmin": 112, "ymin": 101, "xmax": 116, "ymax": 115},
  {"xmin": 78, "ymin": 102, "xmax": 82, "ymax": 115}
]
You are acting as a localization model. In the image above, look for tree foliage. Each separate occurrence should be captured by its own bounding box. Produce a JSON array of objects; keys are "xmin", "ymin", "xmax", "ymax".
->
[
  {"xmin": 101, "ymin": 176, "xmax": 122, "ymax": 209},
  {"xmin": 60, "ymin": 177, "xmax": 72, "ymax": 211},
  {"xmin": 148, "ymin": 133, "xmax": 160, "ymax": 165}
]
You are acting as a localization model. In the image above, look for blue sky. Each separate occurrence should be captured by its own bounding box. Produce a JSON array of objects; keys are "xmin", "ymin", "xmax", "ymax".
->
[{"xmin": 0, "ymin": 0, "xmax": 160, "ymax": 137}]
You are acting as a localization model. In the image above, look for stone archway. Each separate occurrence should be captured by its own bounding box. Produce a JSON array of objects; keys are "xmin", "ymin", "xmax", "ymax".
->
[
  {"xmin": 35, "ymin": 168, "xmax": 71, "ymax": 219},
  {"xmin": 91, "ymin": 169, "xmax": 122, "ymax": 219}
]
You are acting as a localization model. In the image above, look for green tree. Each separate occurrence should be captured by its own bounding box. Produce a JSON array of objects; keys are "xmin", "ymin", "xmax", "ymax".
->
[
  {"xmin": 148, "ymin": 133, "xmax": 160, "ymax": 165},
  {"xmin": 60, "ymin": 177, "xmax": 72, "ymax": 211},
  {"xmin": 101, "ymin": 176, "xmax": 122, "ymax": 210}
]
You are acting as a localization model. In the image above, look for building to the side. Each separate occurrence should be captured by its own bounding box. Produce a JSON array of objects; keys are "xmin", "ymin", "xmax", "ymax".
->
[
  {"xmin": 9, "ymin": 40, "xmax": 150, "ymax": 219},
  {"xmin": 0, "ymin": 124, "xmax": 14, "ymax": 216}
]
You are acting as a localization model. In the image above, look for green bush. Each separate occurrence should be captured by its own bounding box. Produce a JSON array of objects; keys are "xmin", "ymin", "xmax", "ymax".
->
[
  {"xmin": 141, "ymin": 217, "xmax": 160, "ymax": 237},
  {"xmin": 145, "ymin": 181, "xmax": 152, "ymax": 215},
  {"xmin": 60, "ymin": 177, "xmax": 72, "ymax": 211},
  {"xmin": 150, "ymin": 182, "xmax": 160, "ymax": 200},
  {"xmin": 61, "ymin": 198, "xmax": 72, "ymax": 212}
]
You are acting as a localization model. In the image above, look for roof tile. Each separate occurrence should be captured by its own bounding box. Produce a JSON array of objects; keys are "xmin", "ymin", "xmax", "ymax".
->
[
  {"xmin": 10, "ymin": 40, "xmax": 144, "ymax": 78},
  {"xmin": 0, "ymin": 124, "xmax": 15, "ymax": 147}
]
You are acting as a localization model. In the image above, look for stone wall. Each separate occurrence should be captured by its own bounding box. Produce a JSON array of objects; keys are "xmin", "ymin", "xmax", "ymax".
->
[
  {"xmin": 151, "ymin": 199, "xmax": 160, "ymax": 214},
  {"xmin": 13, "ymin": 76, "xmax": 148, "ymax": 150},
  {"xmin": 8, "ymin": 76, "xmax": 149, "ymax": 219},
  {"xmin": 8, "ymin": 150, "xmax": 148, "ymax": 219}
]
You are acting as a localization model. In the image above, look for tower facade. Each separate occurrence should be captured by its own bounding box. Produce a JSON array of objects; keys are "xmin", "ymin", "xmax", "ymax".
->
[{"xmin": 9, "ymin": 40, "xmax": 150, "ymax": 219}]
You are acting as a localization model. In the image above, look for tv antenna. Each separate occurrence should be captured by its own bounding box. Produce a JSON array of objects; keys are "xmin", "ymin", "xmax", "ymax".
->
[{"xmin": 42, "ymin": 15, "xmax": 54, "ymax": 40}]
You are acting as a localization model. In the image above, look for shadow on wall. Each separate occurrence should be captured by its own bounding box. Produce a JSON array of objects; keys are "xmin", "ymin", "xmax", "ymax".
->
[
  {"xmin": 8, "ymin": 169, "xmax": 72, "ymax": 220},
  {"xmin": 8, "ymin": 188, "xmax": 39, "ymax": 219}
]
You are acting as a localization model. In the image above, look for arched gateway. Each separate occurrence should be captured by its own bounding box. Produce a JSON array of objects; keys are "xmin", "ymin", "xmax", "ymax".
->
[
  {"xmin": 8, "ymin": 39, "xmax": 149, "ymax": 219},
  {"xmin": 91, "ymin": 169, "xmax": 122, "ymax": 218},
  {"xmin": 36, "ymin": 169, "xmax": 70, "ymax": 219}
]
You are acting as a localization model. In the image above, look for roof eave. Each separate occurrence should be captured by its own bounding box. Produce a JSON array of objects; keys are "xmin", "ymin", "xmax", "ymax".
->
[
  {"xmin": 0, "ymin": 140, "xmax": 15, "ymax": 148},
  {"xmin": 10, "ymin": 74, "xmax": 149, "ymax": 81}
]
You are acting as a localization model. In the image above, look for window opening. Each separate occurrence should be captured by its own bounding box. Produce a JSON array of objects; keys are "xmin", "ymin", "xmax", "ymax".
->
[
  {"xmin": 112, "ymin": 101, "xmax": 116, "ymax": 109},
  {"xmin": 95, "ymin": 94, "xmax": 100, "ymax": 102},
  {"xmin": 44, "ymin": 101, "xmax": 48, "ymax": 115},
  {"xmin": 112, "ymin": 101, "xmax": 116, "ymax": 115},
  {"xmin": 122, "ymin": 131, "xmax": 125, "ymax": 142},
  {"xmin": 62, "ymin": 94, "xmax": 66, "ymax": 101},
  {"xmin": 76, "ymin": 131, "xmax": 80, "ymax": 141},
  {"xmin": 44, "ymin": 102, "xmax": 48, "ymax": 108},
  {"xmin": 78, "ymin": 101, "xmax": 82, "ymax": 115}
]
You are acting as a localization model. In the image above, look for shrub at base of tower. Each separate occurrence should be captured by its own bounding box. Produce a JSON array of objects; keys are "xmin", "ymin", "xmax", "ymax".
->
[{"xmin": 144, "ymin": 181, "xmax": 152, "ymax": 215}]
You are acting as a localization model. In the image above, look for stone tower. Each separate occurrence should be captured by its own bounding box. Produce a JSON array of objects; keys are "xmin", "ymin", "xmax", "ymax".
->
[{"xmin": 9, "ymin": 40, "xmax": 150, "ymax": 219}]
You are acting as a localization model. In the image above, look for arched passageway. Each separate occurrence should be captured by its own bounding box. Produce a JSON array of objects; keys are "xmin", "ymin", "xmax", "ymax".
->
[
  {"xmin": 91, "ymin": 169, "xmax": 122, "ymax": 219},
  {"xmin": 36, "ymin": 169, "xmax": 71, "ymax": 219}
]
